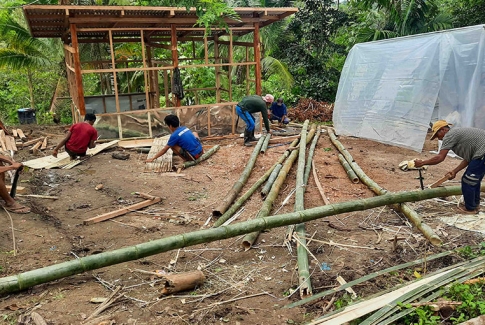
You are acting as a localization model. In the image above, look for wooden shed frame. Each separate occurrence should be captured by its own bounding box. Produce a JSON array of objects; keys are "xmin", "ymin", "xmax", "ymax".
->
[{"xmin": 23, "ymin": 5, "xmax": 298, "ymax": 138}]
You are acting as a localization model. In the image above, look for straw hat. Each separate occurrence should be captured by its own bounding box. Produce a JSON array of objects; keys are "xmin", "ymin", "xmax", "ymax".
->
[{"xmin": 430, "ymin": 120, "xmax": 452, "ymax": 140}]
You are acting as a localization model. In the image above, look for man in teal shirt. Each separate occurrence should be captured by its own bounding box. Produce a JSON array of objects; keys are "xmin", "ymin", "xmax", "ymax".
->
[{"xmin": 236, "ymin": 94, "xmax": 273, "ymax": 146}]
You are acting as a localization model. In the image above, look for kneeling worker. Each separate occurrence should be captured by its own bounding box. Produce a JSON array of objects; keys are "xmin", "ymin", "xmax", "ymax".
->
[
  {"xmin": 146, "ymin": 115, "xmax": 203, "ymax": 163},
  {"xmin": 53, "ymin": 113, "xmax": 98, "ymax": 160}
]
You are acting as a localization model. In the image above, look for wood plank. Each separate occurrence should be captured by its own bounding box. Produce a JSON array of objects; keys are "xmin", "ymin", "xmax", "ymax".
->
[
  {"xmin": 83, "ymin": 197, "xmax": 161, "ymax": 225},
  {"xmin": 41, "ymin": 137, "xmax": 48, "ymax": 150},
  {"xmin": 4, "ymin": 135, "xmax": 12, "ymax": 151},
  {"xmin": 8, "ymin": 136, "xmax": 17, "ymax": 152},
  {"xmin": 21, "ymin": 137, "xmax": 44, "ymax": 147},
  {"xmin": 12, "ymin": 129, "xmax": 18, "ymax": 137},
  {"xmin": 17, "ymin": 129, "xmax": 26, "ymax": 139},
  {"xmin": 118, "ymin": 138, "xmax": 154, "ymax": 148},
  {"xmin": 0, "ymin": 132, "xmax": 6, "ymax": 152}
]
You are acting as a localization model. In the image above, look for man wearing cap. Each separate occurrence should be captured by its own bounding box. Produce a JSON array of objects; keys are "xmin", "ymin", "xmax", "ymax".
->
[
  {"xmin": 269, "ymin": 98, "xmax": 290, "ymax": 126},
  {"xmin": 236, "ymin": 94, "xmax": 273, "ymax": 146},
  {"xmin": 414, "ymin": 120, "xmax": 485, "ymax": 213}
]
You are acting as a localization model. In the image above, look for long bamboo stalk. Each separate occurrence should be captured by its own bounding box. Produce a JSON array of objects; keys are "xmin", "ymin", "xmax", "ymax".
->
[
  {"xmin": 183, "ymin": 145, "xmax": 220, "ymax": 169},
  {"xmin": 261, "ymin": 164, "xmax": 283, "ymax": 198},
  {"xmin": 0, "ymin": 185, "xmax": 482, "ymax": 295},
  {"xmin": 212, "ymin": 136, "xmax": 266, "ymax": 217},
  {"xmin": 241, "ymin": 124, "xmax": 316, "ymax": 250},
  {"xmin": 303, "ymin": 126, "xmax": 321, "ymax": 186},
  {"xmin": 328, "ymin": 129, "xmax": 441, "ymax": 246},
  {"xmin": 213, "ymin": 138, "xmax": 300, "ymax": 228},
  {"xmin": 295, "ymin": 121, "xmax": 312, "ymax": 298},
  {"xmin": 338, "ymin": 153, "xmax": 359, "ymax": 184},
  {"xmin": 260, "ymin": 133, "xmax": 271, "ymax": 154}
]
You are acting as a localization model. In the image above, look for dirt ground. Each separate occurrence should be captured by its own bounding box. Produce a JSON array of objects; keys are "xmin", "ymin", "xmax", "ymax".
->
[{"xmin": 0, "ymin": 123, "xmax": 483, "ymax": 325}]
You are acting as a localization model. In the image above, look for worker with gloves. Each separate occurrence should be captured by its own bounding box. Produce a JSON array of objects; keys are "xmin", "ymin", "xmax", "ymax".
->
[{"xmin": 414, "ymin": 120, "xmax": 485, "ymax": 214}]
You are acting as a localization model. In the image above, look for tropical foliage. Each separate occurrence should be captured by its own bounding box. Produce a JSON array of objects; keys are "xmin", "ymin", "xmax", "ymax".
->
[{"xmin": 0, "ymin": 0, "xmax": 483, "ymax": 125}]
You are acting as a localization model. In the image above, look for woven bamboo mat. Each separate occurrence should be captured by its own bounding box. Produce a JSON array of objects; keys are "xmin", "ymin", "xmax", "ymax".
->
[{"xmin": 144, "ymin": 136, "xmax": 173, "ymax": 173}]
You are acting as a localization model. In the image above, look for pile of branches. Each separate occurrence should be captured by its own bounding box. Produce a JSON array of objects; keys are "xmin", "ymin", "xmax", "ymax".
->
[{"xmin": 288, "ymin": 98, "xmax": 334, "ymax": 122}]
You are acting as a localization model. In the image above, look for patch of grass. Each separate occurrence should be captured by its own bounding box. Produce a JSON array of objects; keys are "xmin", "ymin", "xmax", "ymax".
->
[{"xmin": 457, "ymin": 243, "xmax": 485, "ymax": 259}]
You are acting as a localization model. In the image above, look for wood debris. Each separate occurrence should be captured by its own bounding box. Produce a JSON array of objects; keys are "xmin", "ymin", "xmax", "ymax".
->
[{"xmin": 288, "ymin": 98, "xmax": 333, "ymax": 122}]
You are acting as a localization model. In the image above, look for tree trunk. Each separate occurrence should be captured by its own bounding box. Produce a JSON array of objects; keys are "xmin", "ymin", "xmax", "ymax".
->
[{"xmin": 27, "ymin": 68, "xmax": 35, "ymax": 109}]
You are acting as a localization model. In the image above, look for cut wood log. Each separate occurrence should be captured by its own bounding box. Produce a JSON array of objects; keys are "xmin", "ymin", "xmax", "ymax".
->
[
  {"xmin": 16, "ymin": 129, "xmax": 26, "ymax": 140},
  {"xmin": 83, "ymin": 196, "xmax": 162, "ymax": 225},
  {"xmin": 41, "ymin": 137, "xmax": 48, "ymax": 150},
  {"xmin": 158, "ymin": 270, "xmax": 205, "ymax": 295},
  {"xmin": 30, "ymin": 140, "xmax": 43, "ymax": 154}
]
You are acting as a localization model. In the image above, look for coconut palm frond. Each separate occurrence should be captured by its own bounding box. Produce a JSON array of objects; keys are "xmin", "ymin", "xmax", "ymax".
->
[
  {"xmin": 261, "ymin": 56, "xmax": 293, "ymax": 88},
  {"xmin": 0, "ymin": 49, "xmax": 50, "ymax": 70}
]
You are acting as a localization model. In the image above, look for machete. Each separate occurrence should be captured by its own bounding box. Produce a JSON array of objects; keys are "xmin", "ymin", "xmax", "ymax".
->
[{"xmin": 9, "ymin": 167, "xmax": 21, "ymax": 199}]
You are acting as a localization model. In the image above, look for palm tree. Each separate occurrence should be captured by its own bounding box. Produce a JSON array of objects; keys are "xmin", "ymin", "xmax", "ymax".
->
[{"xmin": 0, "ymin": 14, "xmax": 55, "ymax": 109}]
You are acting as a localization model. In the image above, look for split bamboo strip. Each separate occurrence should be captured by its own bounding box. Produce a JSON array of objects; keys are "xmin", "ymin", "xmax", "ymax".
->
[
  {"xmin": 294, "ymin": 121, "xmax": 312, "ymax": 298},
  {"xmin": 182, "ymin": 145, "xmax": 220, "ymax": 169},
  {"xmin": 212, "ymin": 136, "xmax": 267, "ymax": 217},
  {"xmin": 0, "ymin": 185, "xmax": 483, "ymax": 295},
  {"xmin": 328, "ymin": 129, "xmax": 441, "ymax": 246},
  {"xmin": 261, "ymin": 164, "xmax": 283, "ymax": 198},
  {"xmin": 242, "ymin": 124, "xmax": 316, "ymax": 250},
  {"xmin": 338, "ymin": 154, "xmax": 359, "ymax": 184},
  {"xmin": 358, "ymin": 257, "xmax": 485, "ymax": 325},
  {"xmin": 213, "ymin": 138, "xmax": 300, "ymax": 228},
  {"xmin": 378, "ymin": 269, "xmax": 484, "ymax": 325},
  {"xmin": 260, "ymin": 133, "xmax": 271, "ymax": 154},
  {"xmin": 285, "ymin": 249, "xmax": 456, "ymax": 309}
]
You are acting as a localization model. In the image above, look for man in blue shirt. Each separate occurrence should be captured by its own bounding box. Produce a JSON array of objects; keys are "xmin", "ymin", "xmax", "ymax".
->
[
  {"xmin": 146, "ymin": 115, "xmax": 203, "ymax": 163},
  {"xmin": 269, "ymin": 98, "xmax": 290, "ymax": 126}
]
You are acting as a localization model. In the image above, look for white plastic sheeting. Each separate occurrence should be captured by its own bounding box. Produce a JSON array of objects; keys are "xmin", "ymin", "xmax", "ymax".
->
[{"xmin": 333, "ymin": 25, "xmax": 485, "ymax": 152}]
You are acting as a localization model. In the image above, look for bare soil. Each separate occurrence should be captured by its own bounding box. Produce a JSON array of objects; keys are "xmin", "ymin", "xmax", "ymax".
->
[{"xmin": 0, "ymin": 124, "xmax": 483, "ymax": 325}]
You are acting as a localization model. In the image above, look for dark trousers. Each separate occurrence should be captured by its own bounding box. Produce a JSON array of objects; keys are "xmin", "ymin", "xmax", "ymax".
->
[{"xmin": 462, "ymin": 157, "xmax": 485, "ymax": 210}]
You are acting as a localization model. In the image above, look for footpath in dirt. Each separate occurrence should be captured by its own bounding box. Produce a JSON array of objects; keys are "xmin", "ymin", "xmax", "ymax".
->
[{"xmin": 0, "ymin": 123, "xmax": 483, "ymax": 325}]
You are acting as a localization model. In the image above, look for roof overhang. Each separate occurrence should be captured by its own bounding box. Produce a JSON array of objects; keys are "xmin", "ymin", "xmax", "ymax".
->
[{"xmin": 23, "ymin": 5, "xmax": 298, "ymax": 41}]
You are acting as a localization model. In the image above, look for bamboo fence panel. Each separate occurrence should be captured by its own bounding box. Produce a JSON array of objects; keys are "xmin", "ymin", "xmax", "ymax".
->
[{"xmin": 144, "ymin": 136, "xmax": 173, "ymax": 173}]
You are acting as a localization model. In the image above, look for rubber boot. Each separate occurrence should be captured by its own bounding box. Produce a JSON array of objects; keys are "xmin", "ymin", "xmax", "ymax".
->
[
  {"xmin": 243, "ymin": 129, "xmax": 253, "ymax": 146},
  {"xmin": 249, "ymin": 129, "xmax": 257, "ymax": 142}
]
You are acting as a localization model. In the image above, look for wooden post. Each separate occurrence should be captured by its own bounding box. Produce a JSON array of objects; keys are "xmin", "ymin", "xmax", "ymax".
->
[
  {"xmin": 253, "ymin": 22, "xmax": 261, "ymax": 96},
  {"xmin": 141, "ymin": 30, "xmax": 151, "ymax": 111},
  {"xmin": 108, "ymin": 30, "xmax": 122, "ymax": 139},
  {"xmin": 163, "ymin": 70, "xmax": 169, "ymax": 106},
  {"xmin": 245, "ymin": 47, "xmax": 250, "ymax": 95},
  {"xmin": 69, "ymin": 24, "xmax": 86, "ymax": 116},
  {"xmin": 214, "ymin": 35, "xmax": 221, "ymax": 103},
  {"xmin": 171, "ymin": 24, "xmax": 180, "ymax": 107},
  {"xmin": 228, "ymin": 30, "xmax": 233, "ymax": 102}
]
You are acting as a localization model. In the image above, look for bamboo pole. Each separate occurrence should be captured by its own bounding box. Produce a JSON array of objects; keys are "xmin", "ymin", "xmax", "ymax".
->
[
  {"xmin": 294, "ymin": 121, "xmax": 312, "ymax": 298},
  {"xmin": 0, "ymin": 184, "xmax": 482, "ymax": 295},
  {"xmin": 260, "ymin": 133, "xmax": 271, "ymax": 154},
  {"xmin": 242, "ymin": 124, "xmax": 316, "ymax": 250},
  {"xmin": 338, "ymin": 154, "xmax": 359, "ymax": 184},
  {"xmin": 182, "ymin": 145, "xmax": 220, "ymax": 169},
  {"xmin": 261, "ymin": 164, "xmax": 283, "ymax": 198},
  {"xmin": 327, "ymin": 129, "xmax": 441, "ymax": 246},
  {"xmin": 303, "ymin": 126, "xmax": 321, "ymax": 186},
  {"xmin": 212, "ymin": 136, "xmax": 266, "ymax": 217},
  {"xmin": 213, "ymin": 138, "xmax": 300, "ymax": 228}
]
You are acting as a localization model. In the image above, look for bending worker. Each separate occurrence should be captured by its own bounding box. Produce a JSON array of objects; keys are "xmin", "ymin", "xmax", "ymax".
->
[
  {"xmin": 236, "ymin": 94, "xmax": 273, "ymax": 146},
  {"xmin": 146, "ymin": 114, "xmax": 203, "ymax": 163},
  {"xmin": 414, "ymin": 120, "xmax": 485, "ymax": 214}
]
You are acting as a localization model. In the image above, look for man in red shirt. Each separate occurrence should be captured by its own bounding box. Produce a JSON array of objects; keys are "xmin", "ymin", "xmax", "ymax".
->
[{"xmin": 53, "ymin": 113, "xmax": 98, "ymax": 160}]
